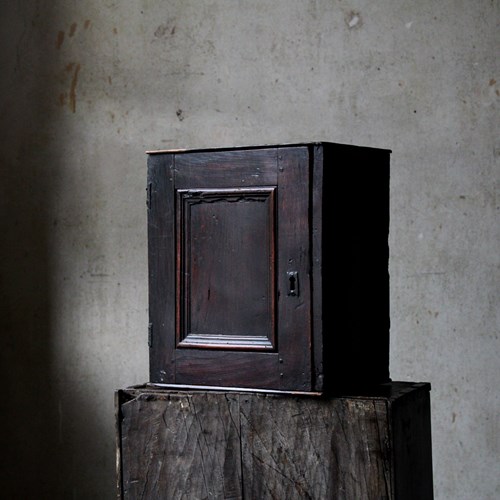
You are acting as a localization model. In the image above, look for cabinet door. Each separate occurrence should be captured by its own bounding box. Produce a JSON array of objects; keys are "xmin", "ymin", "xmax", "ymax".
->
[{"xmin": 148, "ymin": 147, "xmax": 313, "ymax": 391}]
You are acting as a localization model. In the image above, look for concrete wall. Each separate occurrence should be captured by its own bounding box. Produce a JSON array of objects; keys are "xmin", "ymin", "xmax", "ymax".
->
[{"xmin": 1, "ymin": 0, "xmax": 497, "ymax": 498}]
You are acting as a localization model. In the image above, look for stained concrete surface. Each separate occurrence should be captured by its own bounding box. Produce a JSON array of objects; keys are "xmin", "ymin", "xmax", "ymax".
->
[{"xmin": 0, "ymin": 1, "xmax": 498, "ymax": 498}]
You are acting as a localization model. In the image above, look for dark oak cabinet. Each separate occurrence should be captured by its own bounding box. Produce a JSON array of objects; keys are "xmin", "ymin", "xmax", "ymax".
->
[{"xmin": 147, "ymin": 142, "xmax": 391, "ymax": 393}]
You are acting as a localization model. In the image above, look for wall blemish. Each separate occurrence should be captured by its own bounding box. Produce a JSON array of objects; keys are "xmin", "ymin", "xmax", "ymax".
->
[
  {"xmin": 69, "ymin": 64, "xmax": 81, "ymax": 113},
  {"xmin": 56, "ymin": 31, "xmax": 65, "ymax": 49},
  {"xmin": 346, "ymin": 11, "xmax": 362, "ymax": 29}
]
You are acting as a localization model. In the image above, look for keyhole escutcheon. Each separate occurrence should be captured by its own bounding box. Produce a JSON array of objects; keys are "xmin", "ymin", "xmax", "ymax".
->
[{"xmin": 287, "ymin": 271, "xmax": 299, "ymax": 296}]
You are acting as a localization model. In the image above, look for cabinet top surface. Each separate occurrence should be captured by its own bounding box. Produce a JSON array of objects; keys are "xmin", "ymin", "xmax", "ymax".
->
[{"xmin": 146, "ymin": 141, "xmax": 392, "ymax": 155}]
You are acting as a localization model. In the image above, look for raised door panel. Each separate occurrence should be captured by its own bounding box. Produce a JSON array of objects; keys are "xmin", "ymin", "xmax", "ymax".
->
[{"xmin": 176, "ymin": 186, "xmax": 276, "ymax": 351}]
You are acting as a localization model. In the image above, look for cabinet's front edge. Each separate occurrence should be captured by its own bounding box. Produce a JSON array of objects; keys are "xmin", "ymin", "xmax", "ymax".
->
[
  {"xmin": 147, "ymin": 153, "xmax": 176, "ymax": 383},
  {"xmin": 310, "ymin": 144, "xmax": 324, "ymax": 392}
]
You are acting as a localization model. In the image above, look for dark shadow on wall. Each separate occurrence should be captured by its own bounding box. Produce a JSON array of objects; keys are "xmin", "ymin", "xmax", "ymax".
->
[
  {"xmin": 0, "ymin": 6, "xmax": 58, "ymax": 500},
  {"xmin": 0, "ymin": 2, "xmax": 93, "ymax": 498},
  {"xmin": 0, "ymin": 166, "xmax": 58, "ymax": 498}
]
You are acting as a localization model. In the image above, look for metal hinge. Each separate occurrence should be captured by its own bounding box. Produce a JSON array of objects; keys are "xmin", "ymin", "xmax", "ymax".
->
[{"xmin": 148, "ymin": 322, "xmax": 153, "ymax": 348}]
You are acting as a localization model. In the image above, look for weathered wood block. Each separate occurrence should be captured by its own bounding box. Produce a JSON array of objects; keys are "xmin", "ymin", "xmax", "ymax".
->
[{"xmin": 116, "ymin": 381, "xmax": 433, "ymax": 499}]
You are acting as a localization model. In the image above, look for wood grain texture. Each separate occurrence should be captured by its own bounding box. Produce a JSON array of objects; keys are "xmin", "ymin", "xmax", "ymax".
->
[
  {"xmin": 116, "ymin": 382, "xmax": 433, "ymax": 499},
  {"xmin": 147, "ymin": 154, "xmax": 176, "ymax": 383},
  {"xmin": 174, "ymin": 148, "xmax": 278, "ymax": 189},
  {"xmin": 276, "ymin": 147, "xmax": 312, "ymax": 392},
  {"xmin": 239, "ymin": 394, "xmax": 392, "ymax": 499},
  {"xmin": 119, "ymin": 390, "xmax": 242, "ymax": 499},
  {"xmin": 177, "ymin": 187, "xmax": 276, "ymax": 349}
]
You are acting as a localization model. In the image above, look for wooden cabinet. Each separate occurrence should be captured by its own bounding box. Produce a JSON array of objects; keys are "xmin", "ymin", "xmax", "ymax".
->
[
  {"xmin": 116, "ymin": 382, "xmax": 434, "ymax": 499},
  {"xmin": 146, "ymin": 142, "xmax": 391, "ymax": 393}
]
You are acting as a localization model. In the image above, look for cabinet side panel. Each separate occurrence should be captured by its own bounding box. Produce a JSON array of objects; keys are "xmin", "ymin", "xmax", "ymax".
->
[
  {"xmin": 322, "ymin": 144, "xmax": 390, "ymax": 390},
  {"xmin": 148, "ymin": 154, "xmax": 176, "ymax": 383}
]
